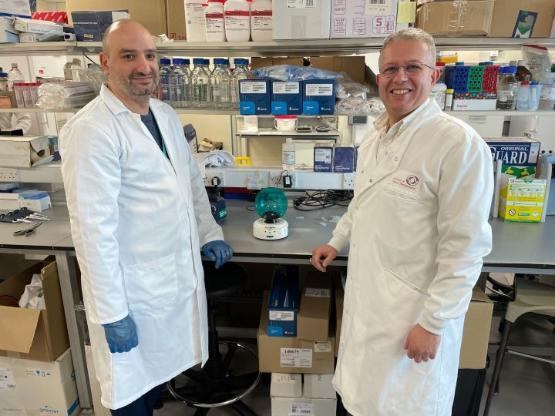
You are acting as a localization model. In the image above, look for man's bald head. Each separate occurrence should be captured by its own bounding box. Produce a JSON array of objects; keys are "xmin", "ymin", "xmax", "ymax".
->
[{"xmin": 102, "ymin": 19, "xmax": 153, "ymax": 55}]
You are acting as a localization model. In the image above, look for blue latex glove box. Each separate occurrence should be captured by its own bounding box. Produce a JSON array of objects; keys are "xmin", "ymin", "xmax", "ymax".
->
[
  {"xmin": 271, "ymin": 81, "xmax": 303, "ymax": 115},
  {"xmin": 267, "ymin": 266, "xmax": 299, "ymax": 337},
  {"xmin": 303, "ymin": 79, "xmax": 336, "ymax": 115},
  {"xmin": 239, "ymin": 79, "xmax": 271, "ymax": 115}
]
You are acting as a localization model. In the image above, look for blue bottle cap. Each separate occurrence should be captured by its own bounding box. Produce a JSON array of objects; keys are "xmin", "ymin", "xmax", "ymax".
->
[{"xmin": 159, "ymin": 58, "xmax": 171, "ymax": 65}]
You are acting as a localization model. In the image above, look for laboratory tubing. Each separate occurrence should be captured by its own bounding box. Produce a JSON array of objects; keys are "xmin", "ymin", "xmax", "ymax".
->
[
  {"xmin": 231, "ymin": 58, "xmax": 250, "ymax": 109},
  {"xmin": 159, "ymin": 58, "xmax": 172, "ymax": 102},
  {"xmin": 224, "ymin": 0, "xmax": 251, "ymax": 42},
  {"xmin": 8, "ymin": 63, "xmax": 24, "ymax": 91},
  {"xmin": 250, "ymin": 0, "xmax": 272, "ymax": 42},
  {"xmin": 205, "ymin": 0, "xmax": 226, "ymax": 42},
  {"xmin": 210, "ymin": 58, "xmax": 232, "ymax": 109},
  {"xmin": 282, "ymin": 137, "xmax": 296, "ymax": 171},
  {"xmin": 496, "ymin": 66, "xmax": 518, "ymax": 110},
  {"xmin": 191, "ymin": 58, "xmax": 210, "ymax": 108}
]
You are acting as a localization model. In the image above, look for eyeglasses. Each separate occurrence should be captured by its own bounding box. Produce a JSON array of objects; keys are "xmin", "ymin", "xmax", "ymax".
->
[{"xmin": 380, "ymin": 62, "xmax": 435, "ymax": 77}]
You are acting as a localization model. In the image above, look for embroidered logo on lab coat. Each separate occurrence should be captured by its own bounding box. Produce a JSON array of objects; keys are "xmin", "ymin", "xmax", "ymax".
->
[{"xmin": 387, "ymin": 171, "xmax": 422, "ymax": 201}]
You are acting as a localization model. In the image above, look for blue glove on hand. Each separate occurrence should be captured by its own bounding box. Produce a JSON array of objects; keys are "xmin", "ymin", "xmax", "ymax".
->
[
  {"xmin": 102, "ymin": 315, "xmax": 138, "ymax": 354},
  {"xmin": 201, "ymin": 240, "xmax": 233, "ymax": 269}
]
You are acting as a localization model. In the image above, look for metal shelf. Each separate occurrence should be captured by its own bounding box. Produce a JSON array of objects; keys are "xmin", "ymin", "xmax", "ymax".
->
[
  {"xmin": 237, "ymin": 128, "xmax": 339, "ymax": 136},
  {"xmin": 0, "ymin": 107, "xmax": 79, "ymax": 113},
  {"xmin": 2, "ymin": 37, "xmax": 555, "ymax": 56},
  {"xmin": 0, "ymin": 162, "xmax": 63, "ymax": 184}
]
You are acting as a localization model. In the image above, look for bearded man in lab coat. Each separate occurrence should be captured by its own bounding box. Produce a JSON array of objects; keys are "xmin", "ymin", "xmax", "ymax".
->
[
  {"xmin": 60, "ymin": 20, "xmax": 233, "ymax": 415},
  {"xmin": 311, "ymin": 29, "xmax": 493, "ymax": 416}
]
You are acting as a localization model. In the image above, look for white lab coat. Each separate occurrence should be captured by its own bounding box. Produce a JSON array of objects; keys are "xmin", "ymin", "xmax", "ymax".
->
[
  {"xmin": 60, "ymin": 85, "xmax": 223, "ymax": 409},
  {"xmin": 0, "ymin": 112, "xmax": 31, "ymax": 134},
  {"xmin": 329, "ymin": 99, "xmax": 493, "ymax": 416}
]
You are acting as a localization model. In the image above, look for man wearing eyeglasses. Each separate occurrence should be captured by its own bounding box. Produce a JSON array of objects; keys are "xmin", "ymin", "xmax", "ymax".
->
[{"xmin": 311, "ymin": 29, "xmax": 493, "ymax": 416}]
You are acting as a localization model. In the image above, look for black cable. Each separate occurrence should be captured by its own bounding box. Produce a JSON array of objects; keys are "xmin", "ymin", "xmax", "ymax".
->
[{"xmin": 293, "ymin": 190, "xmax": 353, "ymax": 211}]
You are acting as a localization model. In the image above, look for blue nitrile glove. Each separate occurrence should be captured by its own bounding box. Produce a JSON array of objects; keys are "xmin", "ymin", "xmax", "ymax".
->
[
  {"xmin": 201, "ymin": 240, "xmax": 233, "ymax": 269},
  {"xmin": 102, "ymin": 315, "xmax": 138, "ymax": 354}
]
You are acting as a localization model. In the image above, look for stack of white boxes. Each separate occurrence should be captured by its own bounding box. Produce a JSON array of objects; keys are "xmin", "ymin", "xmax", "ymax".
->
[{"xmin": 271, "ymin": 373, "xmax": 336, "ymax": 416}]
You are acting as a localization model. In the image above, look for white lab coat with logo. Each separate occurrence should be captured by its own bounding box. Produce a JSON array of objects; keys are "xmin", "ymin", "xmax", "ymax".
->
[
  {"xmin": 329, "ymin": 99, "xmax": 493, "ymax": 416},
  {"xmin": 60, "ymin": 85, "xmax": 223, "ymax": 409}
]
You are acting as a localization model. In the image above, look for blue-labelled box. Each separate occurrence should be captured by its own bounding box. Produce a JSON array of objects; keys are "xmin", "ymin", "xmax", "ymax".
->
[
  {"xmin": 267, "ymin": 266, "xmax": 299, "ymax": 337},
  {"xmin": 314, "ymin": 146, "xmax": 333, "ymax": 172},
  {"xmin": 333, "ymin": 147, "xmax": 356, "ymax": 173},
  {"xmin": 271, "ymin": 81, "xmax": 303, "ymax": 115},
  {"xmin": 71, "ymin": 10, "xmax": 129, "ymax": 41},
  {"xmin": 303, "ymin": 79, "xmax": 336, "ymax": 115},
  {"xmin": 239, "ymin": 79, "xmax": 271, "ymax": 115}
]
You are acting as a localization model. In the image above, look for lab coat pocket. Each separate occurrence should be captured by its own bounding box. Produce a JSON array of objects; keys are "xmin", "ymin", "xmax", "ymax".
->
[{"xmin": 124, "ymin": 254, "xmax": 178, "ymax": 317}]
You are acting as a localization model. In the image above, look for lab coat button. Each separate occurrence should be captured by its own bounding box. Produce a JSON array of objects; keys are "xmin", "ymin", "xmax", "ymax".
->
[
  {"xmin": 393, "ymin": 156, "xmax": 399, "ymax": 162},
  {"xmin": 369, "ymin": 178, "xmax": 373, "ymax": 183}
]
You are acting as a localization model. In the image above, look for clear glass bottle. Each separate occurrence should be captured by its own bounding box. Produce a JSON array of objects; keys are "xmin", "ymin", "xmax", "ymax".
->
[
  {"xmin": 282, "ymin": 137, "xmax": 295, "ymax": 171},
  {"xmin": 159, "ymin": 57, "xmax": 172, "ymax": 102},
  {"xmin": 181, "ymin": 58, "xmax": 192, "ymax": 108},
  {"xmin": 516, "ymin": 80, "xmax": 531, "ymax": 111},
  {"xmin": 191, "ymin": 58, "xmax": 210, "ymax": 108},
  {"xmin": 210, "ymin": 58, "xmax": 232, "ymax": 109},
  {"xmin": 7, "ymin": 63, "xmax": 24, "ymax": 91},
  {"xmin": 170, "ymin": 58, "xmax": 188, "ymax": 107},
  {"xmin": 230, "ymin": 58, "xmax": 250, "ymax": 109},
  {"xmin": 497, "ymin": 66, "xmax": 518, "ymax": 110}
]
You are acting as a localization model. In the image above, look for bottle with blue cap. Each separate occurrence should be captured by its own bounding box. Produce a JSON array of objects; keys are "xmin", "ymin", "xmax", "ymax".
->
[
  {"xmin": 230, "ymin": 58, "xmax": 250, "ymax": 109},
  {"xmin": 159, "ymin": 57, "xmax": 172, "ymax": 102},
  {"xmin": 210, "ymin": 58, "xmax": 232, "ymax": 109},
  {"xmin": 191, "ymin": 58, "xmax": 210, "ymax": 108}
]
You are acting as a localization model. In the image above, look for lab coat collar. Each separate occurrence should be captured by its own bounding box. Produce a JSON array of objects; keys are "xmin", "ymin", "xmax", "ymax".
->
[
  {"xmin": 100, "ymin": 84, "xmax": 152, "ymax": 116},
  {"xmin": 373, "ymin": 98, "xmax": 433, "ymax": 135}
]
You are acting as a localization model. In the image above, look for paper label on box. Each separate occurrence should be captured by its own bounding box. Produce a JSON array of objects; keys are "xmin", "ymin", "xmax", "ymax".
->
[
  {"xmin": 40, "ymin": 407, "xmax": 60, "ymax": 415},
  {"xmin": 270, "ymin": 310, "xmax": 295, "ymax": 321},
  {"xmin": 0, "ymin": 368, "xmax": 16, "ymax": 390},
  {"xmin": 372, "ymin": 15, "xmax": 395, "ymax": 34},
  {"xmin": 287, "ymin": 0, "xmax": 316, "ymax": 9},
  {"xmin": 314, "ymin": 341, "xmax": 332, "ymax": 353},
  {"xmin": 306, "ymin": 84, "xmax": 333, "ymax": 96},
  {"xmin": 289, "ymin": 402, "xmax": 314, "ymax": 416},
  {"xmin": 397, "ymin": 2, "xmax": 416, "ymax": 23},
  {"xmin": 274, "ymin": 373, "xmax": 298, "ymax": 384},
  {"xmin": 273, "ymin": 82, "xmax": 300, "ymax": 94},
  {"xmin": 366, "ymin": 0, "xmax": 392, "ymax": 16},
  {"xmin": 305, "ymin": 288, "xmax": 331, "ymax": 298},
  {"xmin": 280, "ymin": 348, "xmax": 313, "ymax": 368},
  {"xmin": 1, "ymin": 410, "xmax": 26, "ymax": 416},
  {"xmin": 23, "ymin": 369, "xmax": 51, "ymax": 378},
  {"xmin": 240, "ymin": 82, "xmax": 267, "ymax": 94}
]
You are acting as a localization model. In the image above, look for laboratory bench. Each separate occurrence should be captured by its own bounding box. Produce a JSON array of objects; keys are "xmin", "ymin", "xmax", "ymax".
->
[{"xmin": 1, "ymin": 200, "xmax": 554, "ymax": 411}]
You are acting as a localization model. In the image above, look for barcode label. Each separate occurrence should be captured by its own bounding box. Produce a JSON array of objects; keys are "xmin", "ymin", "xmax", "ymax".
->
[
  {"xmin": 289, "ymin": 402, "xmax": 314, "ymax": 416},
  {"xmin": 270, "ymin": 310, "xmax": 295, "ymax": 321},
  {"xmin": 305, "ymin": 288, "xmax": 331, "ymax": 298},
  {"xmin": 280, "ymin": 348, "xmax": 313, "ymax": 368},
  {"xmin": 366, "ymin": 0, "xmax": 391, "ymax": 16},
  {"xmin": 314, "ymin": 341, "xmax": 332, "ymax": 353},
  {"xmin": 0, "ymin": 368, "xmax": 16, "ymax": 390},
  {"xmin": 287, "ymin": 0, "xmax": 316, "ymax": 9}
]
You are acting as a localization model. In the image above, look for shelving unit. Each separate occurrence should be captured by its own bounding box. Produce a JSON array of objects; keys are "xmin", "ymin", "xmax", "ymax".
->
[{"xmin": 3, "ymin": 37, "xmax": 555, "ymax": 56}]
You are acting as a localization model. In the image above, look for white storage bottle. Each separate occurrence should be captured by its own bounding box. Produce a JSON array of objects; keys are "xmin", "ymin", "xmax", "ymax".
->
[
  {"xmin": 282, "ymin": 137, "xmax": 296, "ymax": 171},
  {"xmin": 224, "ymin": 0, "xmax": 251, "ymax": 42},
  {"xmin": 250, "ymin": 0, "xmax": 272, "ymax": 42},
  {"xmin": 205, "ymin": 0, "xmax": 226, "ymax": 42},
  {"xmin": 185, "ymin": 0, "xmax": 208, "ymax": 42}
]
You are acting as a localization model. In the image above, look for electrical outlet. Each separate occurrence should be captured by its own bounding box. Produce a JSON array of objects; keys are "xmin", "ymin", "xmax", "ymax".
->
[
  {"xmin": 204, "ymin": 170, "xmax": 223, "ymax": 187},
  {"xmin": 342, "ymin": 173, "xmax": 355, "ymax": 190}
]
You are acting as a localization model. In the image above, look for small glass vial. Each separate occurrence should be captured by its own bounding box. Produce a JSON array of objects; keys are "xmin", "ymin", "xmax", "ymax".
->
[{"xmin": 445, "ymin": 88, "xmax": 454, "ymax": 110}]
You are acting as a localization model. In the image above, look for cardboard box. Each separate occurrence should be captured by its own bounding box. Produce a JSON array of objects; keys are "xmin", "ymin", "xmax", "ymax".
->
[
  {"xmin": 330, "ymin": 0, "xmax": 397, "ymax": 38},
  {"xmin": 270, "ymin": 373, "xmax": 302, "ymax": 398},
  {"xmin": 303, "ymin": 79, "xmax": 336, "ymax": 115},
  {"xmin": 0, "ymin": 0, "xmax": 31, "ymax": 18},
  {"xmin": 271, "ymin": 81, "xmax": 303, "ymax": 115},
  {"xmin": 0, "ymin": 260, "xmax": 69, "ymax": 362},
  {"xmin": 498, "ymin": 175, "xmax": 547, "ymax": 222},
  {"xmin": 297, "ymin": 275, "xmax": 331, "ymax": 341},
  {"xmin": 489, "ymin": 0, "xmax": 555, "ymax": 38},
  {"xmin": 258, "ymin": 292, "xmax": 335, "ymax": 374},
  {"xmin": 459, "ymin": 289, "xmax": 493, "ymax": 369},
  {"xmin": 0, "ymin": 136, "xmax": 52, "ymax": 168},
  {"xmin": 485, "ymin": 137, "xmax": 541, "ymax": 167},
  {"xmin": 272, "ymin": 0, "xmax": 331, "ymax": 40},
  {"xmin": 66, "ymin": 0, "xmax": 185, "ymax": 37},
  {"xmin": 335, "ymin": 289, "xmax": 343, "ymax": 357},
  {"xmin": 239, "ymin": 79, "xmax": 272, "ymax": 115},
  {"xmin": 0, "ymin": 349, "xmax": 79, "ymax": 416},
  {"xmin": 271, "ymin": 397, "xmax": 336, "ymax": 416},
  {"xmin": 303, "ymin": 374, "xmax": 336, "ymax": 399},
  {"xmin": 310, "ymin": 56, "xmax": 367, "ymax": 84},
  {"xmin": 416, "ymin": 0, "xmax": 494, "ymax": 36},
  {"xmin": 13, "ymin": 17, "xmax": 64, "ymax": 34}
]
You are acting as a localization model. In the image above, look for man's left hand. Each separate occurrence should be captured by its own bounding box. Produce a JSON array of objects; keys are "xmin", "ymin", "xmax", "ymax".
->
[
  {"xmin": 202, "ymin": 240, "xmax": 233, "ymax": 269},
  {"xmin": 403, "ymin": 324, "xmax": 441, "ymax": 363}
]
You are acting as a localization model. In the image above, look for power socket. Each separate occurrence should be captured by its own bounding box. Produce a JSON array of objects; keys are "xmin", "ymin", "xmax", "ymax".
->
[
  {"xmin": 0, "ymin": 168, "xmax": 19, "ymax": 182},
  {"xmin": 342, "ymin": 173, "xmax": 355, "ymax": 190}
]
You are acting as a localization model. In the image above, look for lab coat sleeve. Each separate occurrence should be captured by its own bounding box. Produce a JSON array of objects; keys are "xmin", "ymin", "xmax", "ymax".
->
[
  {"xmin": 14, "ymin": 112, "xmax": 32, "ymax": 134},
  {"xmin": 419, "ymin": 133, "xmax": 493, "ymax": 335},
  {"xmin": 328, "ymin": 199, "xmax": 354, "ymax": 252},
  {"xmin": 180, "ymin": 126, "xmax": 224, "ymax": 246},
  {"xmin": 60, "ymin": 120, "xmax": 128, "ymax": 325}
]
